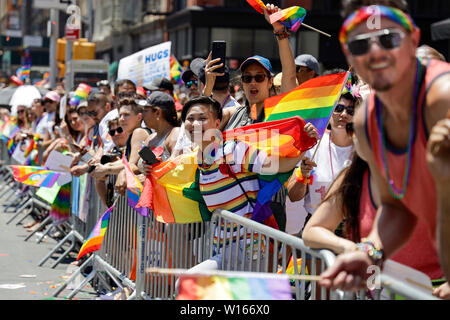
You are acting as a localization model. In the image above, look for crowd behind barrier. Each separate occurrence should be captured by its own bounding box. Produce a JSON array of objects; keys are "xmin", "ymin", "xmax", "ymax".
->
[{"xmin": 0, "ymin": 139, "xmax": 440, "ymax": 300}]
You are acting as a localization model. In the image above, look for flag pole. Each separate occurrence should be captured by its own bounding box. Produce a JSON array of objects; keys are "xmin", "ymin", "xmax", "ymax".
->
[
  {"xmin": 302, "ymin": 23, "xmax": 331, "ymax": 38},
  {"xmin": 147, "ymin": 267, "xmax": 323, "ymax": 282},
  {"xmin": 310, "ymin": 71, "xmax": 351, "ymax": 163}
]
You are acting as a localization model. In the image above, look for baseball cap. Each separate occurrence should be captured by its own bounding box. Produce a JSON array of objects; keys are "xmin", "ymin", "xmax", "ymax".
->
[
  {"xmin": 77, "ymin": 100, "xmax": 88, "ymax": 110},
  {"xmin": 147, "ymin": 91, "xmax": 175, "ymax": 110},
  {"xmin": 145, "ymin": 78, "xmax": 174, "ymax": 93},
  {"xmin": 240, "ymin": 55, "xmax": 273, "ymax": 74},
  {"xmin": 181, "ymin": 69, "xmax": 196, "ymax": 84},
  {"xmin": 294, "ymin": 54, "xmax": 320, "ymax": 75},
  {"xmin": 43, "ymin": 90, "xmax": 61, "ymax": 103},
  {"xmin": 190, "ymin": 57, "xmax": 230, "ymax": 85}
]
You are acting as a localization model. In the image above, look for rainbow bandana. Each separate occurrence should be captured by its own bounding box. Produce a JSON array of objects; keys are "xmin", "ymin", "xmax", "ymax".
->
[{"xmin": 339, "ymin": 5, "xmax": 417, "ymax": 44}]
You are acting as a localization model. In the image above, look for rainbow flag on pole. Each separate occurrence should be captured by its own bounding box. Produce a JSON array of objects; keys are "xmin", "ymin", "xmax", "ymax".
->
[
  {"xmin": 170, "ymin": 55, "xmax": 183, "ymax": 85},
  {"xmin": 123, "ymin": 156, "xmax": 148, "ymax": 217},
  {"xmin": 246, "ymin": 0, "xmax": 307, "ymax": 32},
  {"xmin": 264, "ymin": 72, "xmax": 349, "ymax": 137},
  {"xmin": 177, "ymin": 272, "xmax": 292, "ymax": 300},
  {"xmin": 16, "ymin": 65, "xmax": 31, "ymax": 81},
  {"xmin": 77, "ymin": 205, "xmax": 114, "ymax": 260}
]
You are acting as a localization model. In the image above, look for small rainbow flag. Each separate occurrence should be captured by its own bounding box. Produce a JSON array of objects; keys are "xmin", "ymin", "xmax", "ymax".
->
[
  {"xmin": 264, "ymin": 72, "xmax": 349, "ymax": 137},
  {"xmin": 49, "ymin": 183, "xmax": 71, "ymax": 225},
  {"xmin": 177, "ymin": 273, "xmax": 292, "ymax": 300},
  {"xmin": 77, "ymin": 205, "xmax": 114, "ymax": 260},
  {"xmin": 170, "ymin": 55, "xmax": 183, "ymax": 85},
  {"xmin": 16, "ymin": 65, "xmax": 31, "ymax": 81},
  {"xmin": 7, "ymin": 139, "xmax": 17, "ymax": 155},
  {"xmin": 123, "ymin": 156, "xmax": 148, "ymax": 217},
  {"xmin": 246, "ymin": 0, "xmax": 307, "ymax": 32},
  {"xmin": 11, "ymin": 166, "xmax": 61, "ymax": 188},
  {"xmin": 36, "ymin": 72, "xmax": 50, "ymax": 87}
]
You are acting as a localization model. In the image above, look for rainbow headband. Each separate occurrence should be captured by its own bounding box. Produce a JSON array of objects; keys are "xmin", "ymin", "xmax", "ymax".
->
[{"xmin": 339, "ymin": 5, "xmax": 417, "ymax": 44}]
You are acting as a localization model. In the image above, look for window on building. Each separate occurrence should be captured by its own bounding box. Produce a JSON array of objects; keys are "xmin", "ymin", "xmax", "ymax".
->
[
  {"xmin": 211, "ymin": 28, "xmax": 253, "ymax": 58},
  {"xmin": 195, "ymin": 27, "xmax": 210, "ymax": 57},
  {"xmin": 174, "ymin": 0, "xmax": 187, "ymax": 11}
]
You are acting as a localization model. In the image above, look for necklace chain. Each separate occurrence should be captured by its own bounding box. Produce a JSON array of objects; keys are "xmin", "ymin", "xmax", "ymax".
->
[{"xmin": 376, "ymin": 58, "xmax": 422, "ymax": 200}]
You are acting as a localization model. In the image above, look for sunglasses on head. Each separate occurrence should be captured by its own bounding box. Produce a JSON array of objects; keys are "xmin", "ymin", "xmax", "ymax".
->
[
  {"xmin": 185, "ymin": 80, "xmax": 198, "ymax": 89},
  {"xmin": 346, "ymin": 28, "xmax": 405, "ymax": 56},
  {"xmin": 241, "ymin": 74, "xmax": 268, "ymax": 84},
  {"xmin": 334, "ymin": 104, "xmax": 355, "ymax": 116},
  {"xmin": 109, "ymin": 127, "xmax": 123, "ymax": 137}
]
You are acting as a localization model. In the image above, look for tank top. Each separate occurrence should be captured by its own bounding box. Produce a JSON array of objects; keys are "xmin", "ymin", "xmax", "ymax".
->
[
  {"xmin": 358, "ymin": 170, "xmax": 444, "ymax": 280},
  {"xmin": 365, "ymin": 59, "xmax": 450, "ymax": 247}
]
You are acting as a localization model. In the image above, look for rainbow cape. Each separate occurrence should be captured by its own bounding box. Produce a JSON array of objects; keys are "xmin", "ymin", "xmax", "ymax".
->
[
  {"xmin": 170, "ymin": 55, "xmax": 184, "ymax": 85},
  {"xmin": 77, "ymin": 205, "xmax": 114, "ymax": 260},
  {"xmin": 49, "ymin": 183, "xmax": 71, "ymax": 225},
  {"xmin": 123, "ymin": 156, "xmax": 148, "ymax": 217},
  {"xmin": 264, "ymin": 72, "xmax": 349, "ymax": 137},
  {"xmin": 177, "ymin": 273, "xmax": 292, "ymax": 300},
  {"xmin": 137, "ymin": 117, "xmax": 316, "ymax": 224},
  {"xmin": 246, "ymin": 0, "xmax": 307, "ymax": 32}
]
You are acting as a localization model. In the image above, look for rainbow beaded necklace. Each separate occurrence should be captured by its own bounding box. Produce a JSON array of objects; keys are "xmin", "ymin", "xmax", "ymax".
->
[{"xmin": 376, "ymin": 58, "xmax": 423, "ymax": 200}]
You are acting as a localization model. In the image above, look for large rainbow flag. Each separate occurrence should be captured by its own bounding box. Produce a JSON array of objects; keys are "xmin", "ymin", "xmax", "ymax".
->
[
  {"xmin": 123, "ymin": 156, "xmax": 148, "ymax": 217},
  {"xmin": 77, "ymin": 205, "xmax": 114, "ymax": 260},
  {"xmin": 264, "ymin": 72, "xmax": 349, "ymax": 137},
  {"xmin": 137, "ymin": 117, "xmax": 316, "ymax": 224},
  {"xmin": 177, "ymin": 273, "xmax": 292, "ymax": 300},
  {"xmin": 11, "ymin": 166, "xmax": 62, "ymax": 188},
  {"xmin": 246, "ymin": 0, "xmax": 307, "ymax": 32}
]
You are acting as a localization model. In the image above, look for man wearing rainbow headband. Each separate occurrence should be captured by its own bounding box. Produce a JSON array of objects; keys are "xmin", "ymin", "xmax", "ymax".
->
[{"xmin": 319, "ymin": 0, "xmax": 450, "ymax": 299}]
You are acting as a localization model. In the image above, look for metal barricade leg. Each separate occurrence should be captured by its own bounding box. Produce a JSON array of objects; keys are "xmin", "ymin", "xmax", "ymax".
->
[
  {"xmin": 50, "ymin": 235, "xmax": 77, "ymax": 269},
  {"xmin": 52, "ymin": 254, "xmax": 95, "ymax": 297},
  {"xmin": 35, "ymin": 223, "xmax": 56, "ymax": 244},
  {"xmin": 24, "ymin": 215, "xmax": 51, "ymax": 242},
  {"xmin": 38, "ymin": 231, "xmax": 74, "ymax": 267},
  {"xmin": 6, "ymin": 198, "xmax": 33, "ymax": 225}
]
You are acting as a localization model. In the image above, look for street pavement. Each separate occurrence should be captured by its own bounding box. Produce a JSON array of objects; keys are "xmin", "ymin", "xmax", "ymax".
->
[{"xmin": 0, "ymin": 193, "xmax": 98, "ymax": 300}]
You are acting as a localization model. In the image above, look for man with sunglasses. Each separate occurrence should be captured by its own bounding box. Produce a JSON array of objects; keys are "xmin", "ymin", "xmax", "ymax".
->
[
  {"xmin": 320, "ymin": 0, "xmax": 450, "ymax": 299},
  {"xmin": 294, "ymin": 54, "xmax": 320, "ymax": 85},
  {"xmin": 182, "ymin": 67, "xmax": 200, "ymax": 99}
]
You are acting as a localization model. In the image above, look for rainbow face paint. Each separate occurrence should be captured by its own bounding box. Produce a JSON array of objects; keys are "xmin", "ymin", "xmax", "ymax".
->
[{"xmin": 339, "ymin": 5, "xmax": 417, "ymax": 44}]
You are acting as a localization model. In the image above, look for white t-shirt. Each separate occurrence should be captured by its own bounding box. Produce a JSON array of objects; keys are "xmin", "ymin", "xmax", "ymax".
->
[
  {"xmin": 43, "ymin": 112, "xmax": 56, "ymax": 139},
  {"xmin": 99, "ymin": 109, "xmax": 119, "ymax": 153},
  {"xmin": 33, "ymin": 113, "xmax": 48, "ymax": 137},
  {"xmin": 303, "ymin": 131, "xmax": 353, "ymax": 215}
]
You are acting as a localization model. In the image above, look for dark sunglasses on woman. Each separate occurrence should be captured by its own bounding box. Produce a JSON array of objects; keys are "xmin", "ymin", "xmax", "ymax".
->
[
  {"xmin": 241, "ymin": 74, "xmax": 268, "ymax": 84},
  {"xmin": 109, "ymin": 127, "xmax": 123, "ymax": 137},
  {"xmin": 334, "ymin": 104, "xmax": 355, "ymax": 116},
  {"xmin": 346, "ymin": 28, "xmax": 405, "ymax": 56},
  {"xmin": 185, "ymin": 80, "xmax": 198, "ymax": 89}
]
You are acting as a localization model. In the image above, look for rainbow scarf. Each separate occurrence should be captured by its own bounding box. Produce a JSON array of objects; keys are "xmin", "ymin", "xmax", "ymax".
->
[
  {"xmin": 246, "ymin": 0, "xmax": 307, "ymax": 32},
  {"xmin": 123, "ymin": 156, "xmax": 148, "ymax": 217},
  {"xmin": 264, "ymin": 72, "xmax": 349, "ymax": 137},
  {"xmin": 177, "ymin": 273, "xmax": 292, "ymax": 300},
  {"xmin": 49, "ymin": 183, "xmax": 71, "ymax": 226},
  {"xmin": 77, "ymin": 205, "xmax": 114, "ymax": 260},
  {"xmin": 339, "ymin": 5, "xmax": 417, "ymax": 44}
]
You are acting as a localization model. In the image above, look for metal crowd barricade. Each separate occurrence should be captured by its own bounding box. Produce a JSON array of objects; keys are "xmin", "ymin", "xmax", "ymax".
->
[
  {"xmin": 206, "ymin": 209, "xmax": 343, "ymax": 300},
  {"xmin": 134, "ymin": 210, "xmax": 212, "ymax": 300}
]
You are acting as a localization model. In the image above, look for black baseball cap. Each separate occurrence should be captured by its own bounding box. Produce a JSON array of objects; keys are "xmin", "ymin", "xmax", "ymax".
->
[
  {"xmin": 190, "ymin": 58, "xmax": 230, "ymax": 86},
  {"xmin": 181, "ymin": 69, "xmax": 196, "ymax": 84},
  {"xmin": 145, "ymin": 78, "xmax": 174, "ymax": 93},
  {"xmin": 147, "ymin": 91, "xmax": 175, "ymax": 110}
]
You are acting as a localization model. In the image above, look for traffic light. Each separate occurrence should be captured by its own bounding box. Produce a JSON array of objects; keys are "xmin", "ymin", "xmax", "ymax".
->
[{"xmin": 56, "ymin": 38, "xmax": 96, "ymax": 62}]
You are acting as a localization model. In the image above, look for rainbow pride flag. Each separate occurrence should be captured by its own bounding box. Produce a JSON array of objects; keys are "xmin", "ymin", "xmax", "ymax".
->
[
  {"xmin": 170, "ymin": 55, "xmax": 183, "ymax": 85},
  {"xmin": 246, "ymin": 0, "xmax": 307, "ymax": 32},
  {"xmin": 16, "ymin": 65, "xmax": 31, "ymax": 81},
  {"xmin": 36, "ymin": 72, "xmax": 50, "ymax": 87},
  {"xmin": 11, "ymin": 166, "xmax": 62, "ymax": 188},
  {"xmin": 49, "ymin": 183, "xmax": 71, "ymax": 225},
  {"xmin": 264, "ymin": 72, "xmax": 349, "ymax": 137},
  {"xmin": 123, "ymin": 156, "xmax": 148, "ymax": 217},
  {"xmin": 137, "ymin": 117, "xmax": 316, "ymax": 224},
  {"xmin": 177, "ymin": 273, "xmax": 292, "ymax": 300},
  {"xmin": 77, "ymin": 205, "xmax": 114, "ymax": 260}
]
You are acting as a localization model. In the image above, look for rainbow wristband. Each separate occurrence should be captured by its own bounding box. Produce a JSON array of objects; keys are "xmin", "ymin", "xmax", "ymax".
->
[
  {"xmin": 355, "ymin": 238, "xmax": 385, "ymax": 267},
  {"xmin": 295, "ymin": 167, "xmax": 313, "ymax": 185}
]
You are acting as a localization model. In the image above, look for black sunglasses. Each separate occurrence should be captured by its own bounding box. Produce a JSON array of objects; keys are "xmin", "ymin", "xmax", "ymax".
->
[
  {"xmin": 241, "ymin": 74, "xmax": 268, "ymax": 84},
  {"xmin": 334, "ymin": 104, "xmax": 355, "ymax": 116},
  {"xmin": 109, "ymin": 127, "xmax": 123, "ymax": 137},
  {"xmin": 347, "ymin": 28, "xmax": 405, "ymax": 56},
  {"xmin": 185, "ymin": 80, "xmax": 198, "ymax": 89},
  {"xmin": 17, "ymin": 109, "xmax": 25, "ymax": 114},
  {"xmin": 87, "ymin": 110, "xmax": 98, "ymax": 117},
  {"xmin": 118, "ymin": 92, "xmax": 137, "ymax": 99}
]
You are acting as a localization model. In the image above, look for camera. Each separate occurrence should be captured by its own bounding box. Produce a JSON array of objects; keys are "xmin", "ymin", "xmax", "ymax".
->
[{"xmin": 100, "ymin": 148, "xmax": 123, "ymax": 165}]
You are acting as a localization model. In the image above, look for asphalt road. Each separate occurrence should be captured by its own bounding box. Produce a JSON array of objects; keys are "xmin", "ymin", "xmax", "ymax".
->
[{"xmin": 0, "ymin": 191, "xmax": 98, "ymax": 300}]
